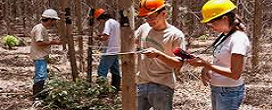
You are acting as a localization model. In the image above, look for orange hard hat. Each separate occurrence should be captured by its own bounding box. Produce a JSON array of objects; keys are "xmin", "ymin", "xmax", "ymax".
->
[
  {"xmin": 138, "ymin": 0, "xmax": 166, "ymax": 17},
  {"xmin": 94, "ymin": 8, "xmax": 105, "ymax": 19}
]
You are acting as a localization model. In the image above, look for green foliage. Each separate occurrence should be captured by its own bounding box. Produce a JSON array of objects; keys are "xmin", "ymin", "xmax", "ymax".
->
[
  {"xmin": 0, "ymin": 34, "xmax": 20, "ymax": 49},
  {"xmin": 42, "ymin": 73, "xmax": 122, "ymax": 110}
]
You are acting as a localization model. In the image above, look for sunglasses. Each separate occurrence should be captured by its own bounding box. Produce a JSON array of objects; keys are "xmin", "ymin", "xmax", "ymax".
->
[{"xmin": 144, "ymin": 12, "xmax": 159, "ymax": 20}]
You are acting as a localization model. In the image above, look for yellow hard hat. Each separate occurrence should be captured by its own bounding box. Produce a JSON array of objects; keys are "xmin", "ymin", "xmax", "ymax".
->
[{"xmin": 201, "ymin": 0, "xmax": 236, "ymax": 23}]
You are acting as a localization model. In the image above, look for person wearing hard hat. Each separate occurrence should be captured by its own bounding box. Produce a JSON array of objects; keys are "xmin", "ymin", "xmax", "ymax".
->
[
  {"xmin": 135, "ymin": 0, "xmax": 186, "ymax": 109},
  {"xmin": 30, "ymin": 8, "xmax": 62, "ymax": 101},
  {"xmin": 94, "ymin": 8, "xmax": 121, "ymax": 91},
  {"xmin": 187, "ymin": 0, "xmax": 250, "ymax": 110}
]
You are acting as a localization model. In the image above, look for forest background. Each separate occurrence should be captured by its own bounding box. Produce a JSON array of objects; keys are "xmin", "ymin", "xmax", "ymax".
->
[{"xmin": 0, "ymin": 0, "xmax": 271, "ymax": 110}]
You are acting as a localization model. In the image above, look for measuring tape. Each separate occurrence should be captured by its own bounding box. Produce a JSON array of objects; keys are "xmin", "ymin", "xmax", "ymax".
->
[
  {"xmin": 92, "ymin": 50, "xmax": 143, "ymax": 56},
  {"xmin": 88, "ymin": 45, "xmax": 120, "ymax": 49}
]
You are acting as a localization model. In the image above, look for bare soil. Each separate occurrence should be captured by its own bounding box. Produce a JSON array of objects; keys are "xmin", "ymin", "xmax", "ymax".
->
[{"xmin": 0, "ymin": 38, "xmax": 271, "ymax": 110}]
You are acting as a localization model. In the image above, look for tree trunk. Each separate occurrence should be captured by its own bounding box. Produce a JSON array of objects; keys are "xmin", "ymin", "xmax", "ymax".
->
[
  {"xmin": 22, "ymin": 0, "xmax": 26, "ymax": 37},
  {"xmin": 172, "ymin": 0, "xmax": 178, "ymax": 27},
  {"xmin": 189, "ymin": 0, "xmax": 195, "ymax": 36},
  {"xmin": 64, "ymin": 2, "xmax": 79, "ymax": 81},
  {"xmin": 5, "ymin": 0, "xmax": 11, "ymax": 34},
  {"xmin": 74, "ymin": 0, "xmax": 84, "ymax": 73},
  {"xmin": 0, "ymin": 0, "xmax": 5, "ymax": 35},
  {"xmin": 0, "ymin": 0, "xmax": 4, "ymax": 19},
  {"xmin": 119, "ymin": 1, "xmax": 137, "ymax": 109},
  {"xmin": 252, "ymin": 0, "xmax": 262, "ymax": 69},
  {"xmin": 10, "ymin": 0, "xmax": 16, "ymax": 35},
  {"xmin": 58, "ymin": 0, "xmax": 67, "ymax": 50},
  {"xmin": 87, "ymin": 24, "xmax": 94, "ymax": 82},
  {"xmin": 86, "ymin": 0, "xmax": 95, "ymax": 82}
]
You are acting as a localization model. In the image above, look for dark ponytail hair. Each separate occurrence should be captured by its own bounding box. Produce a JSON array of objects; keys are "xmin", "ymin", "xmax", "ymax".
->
[{"xmin": 223, "ymin": 12, "xmax": 247, "ymax": 32}]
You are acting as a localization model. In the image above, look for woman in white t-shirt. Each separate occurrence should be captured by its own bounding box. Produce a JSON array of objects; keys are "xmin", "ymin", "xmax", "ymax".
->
[{"xmin": 187, "ymin": 0, "xmax": 250, "ymax": 110}]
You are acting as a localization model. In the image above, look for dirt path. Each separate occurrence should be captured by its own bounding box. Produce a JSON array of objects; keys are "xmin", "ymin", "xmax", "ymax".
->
[{"xmin": 0, "ymin": 40, "xmax": 272, "ymax": 110}]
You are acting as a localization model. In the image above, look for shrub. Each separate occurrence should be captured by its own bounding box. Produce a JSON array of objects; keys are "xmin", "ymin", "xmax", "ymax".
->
[
  {"xmin": 41, "ymin": 72, "xmax": 122, "ymax": 110},
  {"xmin": 0, "ymin": 34, "xmax": 20, "ymax": 49}
]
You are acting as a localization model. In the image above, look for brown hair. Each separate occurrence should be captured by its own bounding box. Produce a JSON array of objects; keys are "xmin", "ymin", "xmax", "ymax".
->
[{"xmin": 224, "ymin": 12, "xmax": 247, "ymax": 32}]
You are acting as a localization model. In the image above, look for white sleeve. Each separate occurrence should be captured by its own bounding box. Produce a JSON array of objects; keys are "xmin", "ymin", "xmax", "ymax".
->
[
  {"xmin": 134, "ymin": 26, "xmax": 142, "ymax": 40},
  {"xmin": 134, "ymin": 23, "xmax": 150, "ymax": 39},
  {"xmin": 103, "ymin": 20, "xmax": 111, "ymax": 35},
  {"xmin": 230, "ymin": 32, "xmax": 250, "ymax": 55}
]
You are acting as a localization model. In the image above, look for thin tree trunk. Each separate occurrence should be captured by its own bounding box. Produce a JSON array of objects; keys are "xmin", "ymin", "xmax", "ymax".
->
[
  {"xmin": 172, "ymin": 0, "xmax": 178, "ymax": 27},
  {"xmin": 87, "ymin": 24, "xmax": 93, "ymax": 82},
  {"xmin": 74, "ymin": 0, "xmax": 84, "ymax": 73},
  {"xmin": 65, "ymin": 2, "xmax": 79, "ymax": 81},
  {"xmin": 252, "ymin": 0, "xmax": 262, "ymax": 69},
  {"xmin": 22, "ymin": 0, "xmax": 26, "ymax": 37},
  {"xmin": 58, "ymin": 0, "xmax": 67, "ymax": 50},
  {"xmin": 5, "ymin": 0, "xmax": 11, "ymax": 34},
  {"xmin": 0, "ymin": 0, "xmax": 4, "ymax": 18},
  {"xmin": 119, "ymin": 2, "xmax": 137, "ymax": 109},
  {"xmin": 189, "ymin": 0, "xmax": 195, "ymax": 35},
  {"xmin": 10, "ymin": 0, "xmax": 16, "ymax": 35},
  {"xmin": 86, "ymin": 0, "xmax": 95, "ymax": 82},
  {"xmin": 0, "ymin": 0, "xmax": 5, "ymax": 35}
]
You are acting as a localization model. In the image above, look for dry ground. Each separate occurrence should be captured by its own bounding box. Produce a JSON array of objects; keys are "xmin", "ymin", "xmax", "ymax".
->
[{"xmin": 0, "ymin": 37, "xmax": 271, "ymax": 110}]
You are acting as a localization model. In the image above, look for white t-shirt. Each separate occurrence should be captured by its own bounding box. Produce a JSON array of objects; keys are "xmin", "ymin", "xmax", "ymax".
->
[
  {"xmin": 135, "ymin": 22, "xmax": 186, "ymax": 89},
  {"xmin": 211, "ymin": 31, "xmax": 250, "ymax": 87},
  {"xmin": 103, "ymin": 18, "xmax": 121, "ymax": 53}
]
